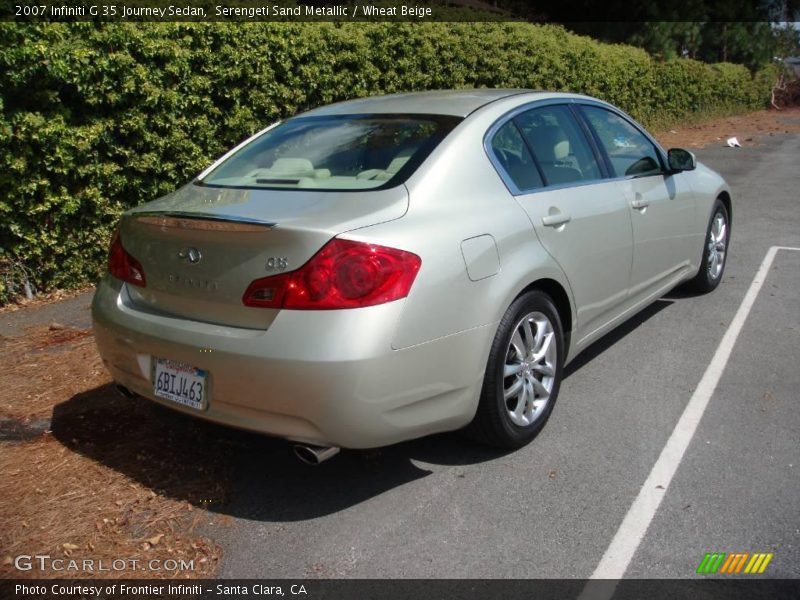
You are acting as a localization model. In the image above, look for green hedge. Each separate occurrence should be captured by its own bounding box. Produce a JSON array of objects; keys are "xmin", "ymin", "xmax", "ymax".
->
[{"xmin": 0, "ymin": 22, "xmax": 774, "ymax": 303}]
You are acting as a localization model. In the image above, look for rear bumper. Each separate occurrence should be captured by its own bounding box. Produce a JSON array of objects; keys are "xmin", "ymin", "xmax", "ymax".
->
[{"xmin": 92, "ymin": 277, "xmax": 493, "ymax": 448}]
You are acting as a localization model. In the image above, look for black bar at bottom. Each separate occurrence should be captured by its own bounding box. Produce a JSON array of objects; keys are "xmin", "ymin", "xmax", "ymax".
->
[{"xmin": 1, "ymin": 579, "xmax": 799, "ymax": 600}]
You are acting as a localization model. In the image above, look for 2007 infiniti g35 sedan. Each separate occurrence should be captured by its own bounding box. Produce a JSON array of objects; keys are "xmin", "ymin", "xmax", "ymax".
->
[{"xmin": 93, "ymin": 90, "xmax": 731, "ymax": 462}]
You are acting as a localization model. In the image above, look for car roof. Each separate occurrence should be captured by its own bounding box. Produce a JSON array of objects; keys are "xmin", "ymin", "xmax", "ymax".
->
[{"xmin": 298, "ymin": 89, "xmax": 546, "ymax": 118}]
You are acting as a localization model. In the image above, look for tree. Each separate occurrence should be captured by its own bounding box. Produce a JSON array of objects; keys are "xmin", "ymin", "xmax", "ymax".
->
[{"xmin": 536, "ymin": 0, "xmax": 800, "ymax": 69}]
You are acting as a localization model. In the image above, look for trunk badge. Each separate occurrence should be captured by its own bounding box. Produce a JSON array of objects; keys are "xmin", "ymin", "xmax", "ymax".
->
[
  {"xmin": 266, "ymin": 257, "xmax": 289, "ymax": 271},
  {"xmin": 178, "ymin": 247, "xmax": 202, "ymax": 264}
]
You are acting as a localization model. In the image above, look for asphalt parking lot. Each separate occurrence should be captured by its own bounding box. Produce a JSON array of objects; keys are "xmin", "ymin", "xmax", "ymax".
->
[
  {"xmin": 3, "ymin": 134, "xmax": 797, "ymax": 582},
  {"xmin": 209, "ymin": 134, "xmax": 799, "ymax": 579}
]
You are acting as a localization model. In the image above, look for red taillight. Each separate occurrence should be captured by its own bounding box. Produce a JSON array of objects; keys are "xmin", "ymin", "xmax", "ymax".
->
[
  {"xmin": 243, "ymin": 239, "xmax": 421, "ymax": 310},
  {"xmin": 108, "ymin": 230, "xmax": 146, "ymax": 287}
]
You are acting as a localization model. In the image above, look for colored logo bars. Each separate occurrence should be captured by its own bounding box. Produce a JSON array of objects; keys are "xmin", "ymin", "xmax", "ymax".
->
[{"xmin": 696, "ymin": 552, "xmax": 773, "ymax": 574}]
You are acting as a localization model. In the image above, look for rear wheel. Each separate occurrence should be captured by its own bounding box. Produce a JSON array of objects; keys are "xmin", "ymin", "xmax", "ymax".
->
[
  {"xmin": 466, "ymin": 290, "xmax": 564, "ymax": 448},
  {"xmin": 687, "ymin": 199, "xmax": 729, "ymax": 293}
]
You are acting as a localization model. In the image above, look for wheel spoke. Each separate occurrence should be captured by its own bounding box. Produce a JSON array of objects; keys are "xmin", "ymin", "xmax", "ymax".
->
[
  {"xmin": 533, "ymin": 319, "xmax": 552, "ymax": 354},
  {"xmin": 504, "ymin": 377, "xmax": 523, "ymax": 400},
  {"xmin": 522, "ymin": 381, "xmax": 535, "ymax": 422},
  {"xmin": 522, "ymin": 319, "xmax": 535, "ymax": 354},
  {"xmin": 708, "ymin": 251, "xmax": 718, "ymax": 273},
  {"xmin": 513, "ymin": 383, "xmax": 529, "ymax": 422},
  {"xmin": 533, "ymin": 331, "xmax": 553, "ymax": 362},
  {"xmin": 532, "ymin": 361, "xmax": 554, "ymax": 377},
  {"xmin": 531, "ymin": 377, "xmax": 550, "ymax": 399},
  {"xmin": 504, "ymin": 362, "xmax": 525, "ymax": 377},
  {"xmin": 510, "ymin": 329, "xmax": 526, "ymax": 358},
  {"xmin": 715, "ymin": 221, "xmax": 726, "ymax": 244}
]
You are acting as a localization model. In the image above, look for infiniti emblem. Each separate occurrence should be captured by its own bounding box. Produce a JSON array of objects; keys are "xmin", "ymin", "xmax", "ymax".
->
[{"xmin": 178, "ymin": 247, "xmax": 202, "ymax": 264}]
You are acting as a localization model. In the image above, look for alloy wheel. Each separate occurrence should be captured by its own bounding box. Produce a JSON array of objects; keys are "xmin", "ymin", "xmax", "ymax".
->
[
  {"xmin": 503, "ymin": 311, "xmax": 557, "ymax": 427},
  {"xmin": 707, "ymin": 211, "xmax": 727, "ymax": 280}
]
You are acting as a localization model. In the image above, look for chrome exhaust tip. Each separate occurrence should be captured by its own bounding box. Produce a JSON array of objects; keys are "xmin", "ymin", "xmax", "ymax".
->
[
  {"xmin": 292, "ymin": 443, "xmax": 340, "ymax": 465},
  {"xmin": 115, "ymin": 384, "xmax": 137, "ymax": 399}
]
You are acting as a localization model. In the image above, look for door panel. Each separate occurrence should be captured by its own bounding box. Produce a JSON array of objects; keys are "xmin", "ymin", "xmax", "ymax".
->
[
  {"xmin": 488, "ymin": 103, "xmax": 635, "ymax": 337},
  {"xmin": 579, "ymin": 105, "xmax": 695, "ymax": 298},
  {"xmin": 518, "ymin": 183, "xmax": 633, "ymax": 334},
  {"xmin": 617, "ymin": 174, "xmax": 696, "ymax": 297}
]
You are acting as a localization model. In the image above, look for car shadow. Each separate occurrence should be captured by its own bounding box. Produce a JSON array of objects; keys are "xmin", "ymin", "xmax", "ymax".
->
[
  {"xmin": 50, "ymin": 297, "xmax": 673, "ymax": 522},
  {"xmin": 50, "ymin": 384, "xmax": 509, "ymax": 522},
  {"xmin": 564, "ymin": 298, "xmax": 673, "ymax": 378},
  {"xmin": 663, "ymin": 285, "xmax": 703, "ymax": 300}
]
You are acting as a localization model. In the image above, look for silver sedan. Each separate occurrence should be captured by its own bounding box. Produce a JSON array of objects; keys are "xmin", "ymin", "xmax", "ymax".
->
[{"xmin": 92, "ymin": 90, "xmax": 731, "ymax": 462}]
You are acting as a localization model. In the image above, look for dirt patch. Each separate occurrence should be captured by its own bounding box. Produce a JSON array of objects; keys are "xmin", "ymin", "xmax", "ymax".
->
[
  {"xmin": 655, "ymin": 107, "xmax": 800, "ymax": 149},
  {"xmin": 0, "ymin": 326, "xmax": 105, "ymax": 421},
  {"xmin": 0, "ymin": 326, "xmax": 232, "ymax": 579}
]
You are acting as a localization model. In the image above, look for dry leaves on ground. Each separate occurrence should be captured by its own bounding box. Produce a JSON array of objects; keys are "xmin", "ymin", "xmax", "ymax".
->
[
  {"xmin": 0, "ymin": 326, "xmax": 234, "ymax": 579},
  {"xmin": 655, "ymin": 107, "xmax": 800, "ymax": 149}
]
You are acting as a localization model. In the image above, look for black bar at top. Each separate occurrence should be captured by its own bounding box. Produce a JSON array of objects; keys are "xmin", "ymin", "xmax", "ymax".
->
[{"xmin": 2, "ymin": 0, "xmax": 799, "ymax": 23}]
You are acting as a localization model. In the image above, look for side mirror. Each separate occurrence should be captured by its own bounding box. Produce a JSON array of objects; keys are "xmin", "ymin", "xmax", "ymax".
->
[{"xmin": 667, "ymin": 148, "xmax": 697, "ymax": 172}]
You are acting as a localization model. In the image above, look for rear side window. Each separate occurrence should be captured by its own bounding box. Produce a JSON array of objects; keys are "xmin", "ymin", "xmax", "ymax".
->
[
  {"xmin": 580, "ymin": 106, "xmax": 663, "ymax": 177},
  {"xmin": 490, "ymin": 121, "xmax": 544, "ymax": 191},
  {"xmin": 199, "ymin": 114, "xmax": 461, "ymax": 191},
  {"xmin": 514, "ymin": 105, "xmax": 602, "ymax": 186}
]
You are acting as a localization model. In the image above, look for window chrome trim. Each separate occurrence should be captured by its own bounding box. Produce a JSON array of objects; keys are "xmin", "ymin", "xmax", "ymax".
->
[{"xmin": 484, "ymin": 96, "xmax": 670, "ymax": 197}]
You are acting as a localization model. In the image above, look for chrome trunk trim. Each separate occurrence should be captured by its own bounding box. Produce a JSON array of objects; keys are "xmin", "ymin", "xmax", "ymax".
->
[{"xmin": 132, "ymin": 212, "xmax": 276, "ymax": 232}]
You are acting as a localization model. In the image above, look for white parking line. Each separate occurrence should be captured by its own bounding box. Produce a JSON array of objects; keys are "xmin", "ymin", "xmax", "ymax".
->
[{"xmin": 581, "ymin": 246, "xmax": 800, "ymax": 596}]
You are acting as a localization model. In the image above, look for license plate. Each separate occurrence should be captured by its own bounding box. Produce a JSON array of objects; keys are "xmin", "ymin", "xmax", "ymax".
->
[{"xmin": 153, "ymin": 358, "xmax": 207, "ymax": 410}]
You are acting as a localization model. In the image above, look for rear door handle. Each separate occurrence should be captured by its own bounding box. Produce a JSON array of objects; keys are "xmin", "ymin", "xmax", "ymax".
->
[
  {"xmin": 631, "ymin": 194, "xmax": 649, "ymax": 209},
  {"xmin": 542, "ymin": 213, "xmax": 572, "ymax": 227}
]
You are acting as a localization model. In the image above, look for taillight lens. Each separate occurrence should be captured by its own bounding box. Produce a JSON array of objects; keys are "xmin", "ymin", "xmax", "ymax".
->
[
  {"xmin": 108, "ymin": 229, "xmax": 146, "ymax": 287},
  {"xmin": 243, "ymin": 239, "xmax": 421, "ymax": 310}
]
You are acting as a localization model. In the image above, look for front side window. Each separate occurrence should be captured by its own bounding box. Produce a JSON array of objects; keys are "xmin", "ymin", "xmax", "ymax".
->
[
  {"xmin": 199, "ymin": 114, "xmax": 461, "ymax": 191},
  {"xmin": 514, "ymin": 105, "xmax": 602, "ymax": 186},
  {"xmin": 580, "ymin": 106, "xmax": 663, "ymax": 178}
]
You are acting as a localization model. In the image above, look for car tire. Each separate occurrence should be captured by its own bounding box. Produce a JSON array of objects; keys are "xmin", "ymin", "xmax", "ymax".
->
[
  {"xmin": 466, "ymin": 290, "xmax": 564, "ymax": 449},
  {"xmin": 687, "ymin": 198, "xmax": 730, "ymax": 293}
]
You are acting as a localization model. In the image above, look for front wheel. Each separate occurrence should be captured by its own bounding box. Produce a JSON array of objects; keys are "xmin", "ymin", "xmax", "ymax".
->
[
  {"xmin": 687, "ymin": 199, "xmax": 729, "ymax": 293},
  {"xmin": 466, "ymin": 290, "xmax": 564, "ymax": 449}
]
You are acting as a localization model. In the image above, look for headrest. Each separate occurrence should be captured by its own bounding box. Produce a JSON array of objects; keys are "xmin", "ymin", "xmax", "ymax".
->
[
  {"xmin": 553, "ymin": 140, "xmax": 570, "ymax": 161},
  {"xmin": 386, "ymin": 155, "xmax": 411, "ymax": 173},
  {"xmin": 269, "ymin": 158, "xmax": 315, "ymax": 174},
  {"xmin": 530, "ymin": 126, "xmax": 568, "ymax": 163}
]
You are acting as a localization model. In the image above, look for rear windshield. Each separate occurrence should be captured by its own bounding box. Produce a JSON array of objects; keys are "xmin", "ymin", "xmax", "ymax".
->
[{"xmin": 198, "ymin": 114, "xmax": 462, "ymax": 191}]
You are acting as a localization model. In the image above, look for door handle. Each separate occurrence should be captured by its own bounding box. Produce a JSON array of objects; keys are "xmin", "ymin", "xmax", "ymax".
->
[
  {"xmin": 631, "ymin": 194, "xmax": 649, "ymax": 209},
  {"xmin": 542, "ymin": 213, "xmax": 572, "ymax": 227}
]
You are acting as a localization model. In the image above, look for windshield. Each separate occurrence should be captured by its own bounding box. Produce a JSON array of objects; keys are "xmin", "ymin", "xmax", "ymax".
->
[{"xmin": 198, "ymin": 114, "xmax": 462, "ymax": 191}]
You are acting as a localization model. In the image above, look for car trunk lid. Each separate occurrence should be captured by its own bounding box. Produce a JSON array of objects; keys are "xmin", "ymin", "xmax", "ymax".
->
[{"xmin": 119, "ymin": 182, "xmax": 408, "ymax": 329}]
